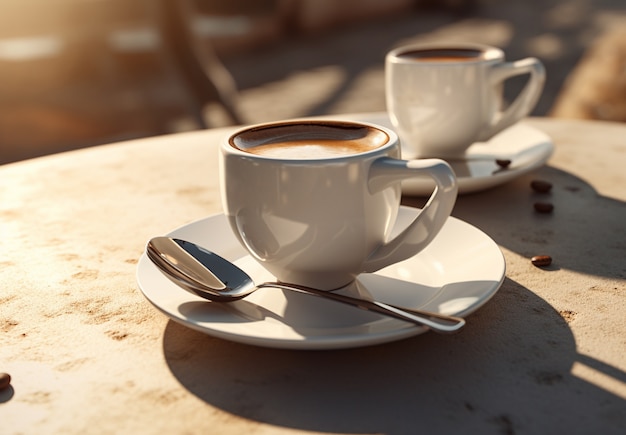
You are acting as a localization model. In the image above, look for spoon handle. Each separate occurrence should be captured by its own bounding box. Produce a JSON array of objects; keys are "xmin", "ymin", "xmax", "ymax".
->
[{"xmin": 258, "ymin": 283, "xmax": 465, "ymax": 334}]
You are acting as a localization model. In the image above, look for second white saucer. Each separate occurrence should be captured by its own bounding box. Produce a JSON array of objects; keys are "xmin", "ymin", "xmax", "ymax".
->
[{"xmin": 343, "ymin": 112, "xmax": 554, "ymax": 195}]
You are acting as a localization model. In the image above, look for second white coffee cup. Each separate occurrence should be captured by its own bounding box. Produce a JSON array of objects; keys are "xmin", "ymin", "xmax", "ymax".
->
[{"xmin": 386, "ymin": 43, "xmax": 546, "ymax": 158}]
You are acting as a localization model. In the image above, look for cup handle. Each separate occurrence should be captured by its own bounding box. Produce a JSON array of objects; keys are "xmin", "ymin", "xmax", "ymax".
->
[
  {"xmin": 362, "ymin": 158, "xmax": 457, "ymax": 273},
  {"xmin": 483, "ymin": 57, "xmax": 546, "ymax": 140}
]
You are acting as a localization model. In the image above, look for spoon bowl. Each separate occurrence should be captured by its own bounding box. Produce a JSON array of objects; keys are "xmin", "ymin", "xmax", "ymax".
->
[{"xmin": 146, "ymin": 237, "xmax": 465, "ymax": 333}]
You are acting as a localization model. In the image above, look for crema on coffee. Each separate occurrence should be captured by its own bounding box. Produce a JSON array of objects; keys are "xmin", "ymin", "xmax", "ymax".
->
[{"xmin": 243, "ymin": 139, "xmax": 383, "ymax": 158}]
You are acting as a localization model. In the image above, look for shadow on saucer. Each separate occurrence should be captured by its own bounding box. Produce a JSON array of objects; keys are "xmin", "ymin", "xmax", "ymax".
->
[{"xmin": 162, "ymin": 276, "xmax": 626, "ymax": 434}]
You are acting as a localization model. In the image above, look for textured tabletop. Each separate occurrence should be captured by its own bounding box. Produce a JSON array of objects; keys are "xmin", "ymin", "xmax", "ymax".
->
[{"xmin": 1, "ymin": 116, "xmax": 625, "ymax": 434}]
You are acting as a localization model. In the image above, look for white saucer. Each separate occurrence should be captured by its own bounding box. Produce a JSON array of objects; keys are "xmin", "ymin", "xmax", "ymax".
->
[
  {"xmin": 137, "ymin": 207, "xmax": 505, "ymax": 350},
  {"xmin": 342, "ymin": 112, "xmax": 554, "ymax": 196}
]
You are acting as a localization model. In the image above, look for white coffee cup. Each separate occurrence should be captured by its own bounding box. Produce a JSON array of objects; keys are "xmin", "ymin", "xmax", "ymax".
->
[
  {"xmin": 386, "ymin": 43, "xmax": 545, "ymax": 158},
  {"xmin": 220, "ymin": 119, "xmax": 458, "ymax": 290}
]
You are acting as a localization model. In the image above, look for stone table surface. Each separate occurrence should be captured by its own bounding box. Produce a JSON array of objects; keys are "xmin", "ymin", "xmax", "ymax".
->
[{"xmin": 1, "ymin": 115, "xmax": 625, "ymax": 434}]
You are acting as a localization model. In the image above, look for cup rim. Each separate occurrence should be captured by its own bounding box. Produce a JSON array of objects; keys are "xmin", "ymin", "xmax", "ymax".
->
[
  {"xmin": 386, "ymin": 42, "xmax": 503, "ymax": 65},
  {"xmin": 224, "ymin": 119, "xmax": 399, "ymax": 162}
]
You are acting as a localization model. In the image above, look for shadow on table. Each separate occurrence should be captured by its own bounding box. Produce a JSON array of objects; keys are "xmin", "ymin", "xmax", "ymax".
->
[
  {"xmin": 406, "ymin": 164, "xmax": 626, "ymax": 281},
  {"xmin": 163, "ymin": 275, "xmax": 625, "ymax": 434},
  {"xmin": 161, "ymin": 161, "xmax": 625, "ymax": 433}
]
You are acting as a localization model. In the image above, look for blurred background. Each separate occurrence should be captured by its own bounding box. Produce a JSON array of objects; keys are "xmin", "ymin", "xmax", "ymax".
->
[{"xmin": 1, "ymin": 0, "xmax": 625, "ymax": 165}]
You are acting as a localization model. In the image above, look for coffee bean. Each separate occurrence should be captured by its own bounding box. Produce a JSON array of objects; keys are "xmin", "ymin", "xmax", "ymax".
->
[
  {"xmin": 534, "ymin": 202, "xmax": 554, "ymax": 213},
  {"xmin": 531, "ymin": 255, "xmax": 552, "ymax": 267},
  {"xmin": 496, "ymin": 159, "xmax": 512, "ymax": 168},
  {"xmin": 531, "ymin": 180, "xmax": 552, "ymax": 193},
  {"xmin": 0, "ymin": 372, "xmax": 11, "ymax": 390}
]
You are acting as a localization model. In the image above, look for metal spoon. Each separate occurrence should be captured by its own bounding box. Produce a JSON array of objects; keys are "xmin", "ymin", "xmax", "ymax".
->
[{"xmin": 146, "ymin": 237, "xmax": 465, "ymax": 333}]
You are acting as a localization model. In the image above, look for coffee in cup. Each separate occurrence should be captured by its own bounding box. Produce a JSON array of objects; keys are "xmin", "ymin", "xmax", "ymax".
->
[
  {"xmin": 386, "ymin": 43, "xmax": 545, "ymax": 158},
  {"xmin": 232, "ymin": 122, "xmax": 387, "ymax": 158},
  {"xmin": 220, "ymin": 120, "xmax": 458, "ymax": 290},
  {"xmin": 398, "ymin": 48, "xmax": 487, "ymax": 62}
]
